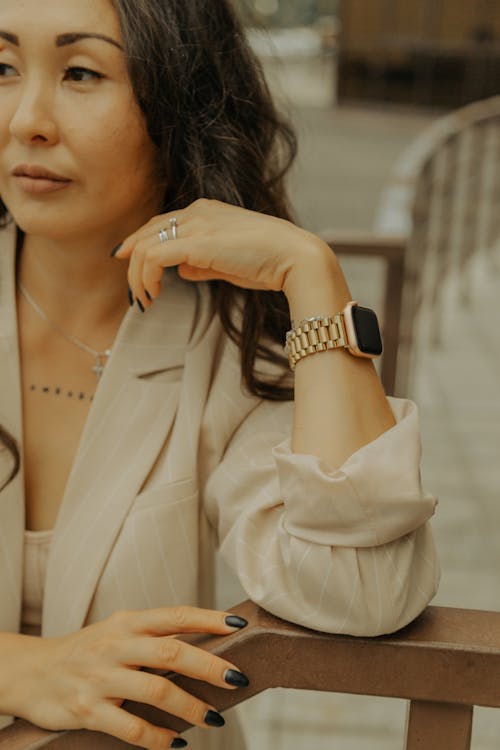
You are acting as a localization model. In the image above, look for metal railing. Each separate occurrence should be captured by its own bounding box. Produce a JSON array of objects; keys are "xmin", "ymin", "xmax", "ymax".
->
[
  {"xmin": 321, "ymin": 231, "xmax": 406, "ymax": 397},
  {"xmin": 2, "ymin": 601, "xmax": 499, "ymax": 749},
  {"xmin": 321, "ymin": 96, "xmax": 500, "ymax": 399}
]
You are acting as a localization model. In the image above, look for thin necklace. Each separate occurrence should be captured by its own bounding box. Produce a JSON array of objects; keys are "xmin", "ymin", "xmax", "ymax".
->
[{"xmin": 18, "ymin": 281, "xmax": 112, "ymax": 380}]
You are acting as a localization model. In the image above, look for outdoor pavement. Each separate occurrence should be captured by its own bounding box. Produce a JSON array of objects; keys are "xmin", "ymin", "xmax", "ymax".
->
[{"xmin": 214, "ymin": 50, "xmax": 500, "ymax": 750}]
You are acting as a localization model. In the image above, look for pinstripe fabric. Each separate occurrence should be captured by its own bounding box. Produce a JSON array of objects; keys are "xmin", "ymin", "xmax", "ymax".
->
[{"xmin": 0, "ymin": 220, "xmax": 440, "ymax": 743}]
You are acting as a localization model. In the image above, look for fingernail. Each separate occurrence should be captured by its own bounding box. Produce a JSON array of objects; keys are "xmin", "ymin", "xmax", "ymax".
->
[
  {"xmin": 128, "ymin": 287, "xmax": 134, "ymax": 306},
  {"xmin": 145, "ymin": 290, "xmax": 152, "ymax": 302},
  {"xmin": 224, "ymin": 669, "xmax": 250, "ymax": 688},
  {"xmin": 204, "ymin": 710, "xmax": 225, "ymax": 728},
  {"xmin": 225, "ymin": 615, "xmax": 248, "ymax": 629},
  {"xmin": 137, "ymin": 299, "xmax": 145, "ymax": 313},
  {"xmin": 170, "ymin": 739, "xmax": 188, "ymax": 748},
  {"xmin": 110, "ymin": 243, "xmax": 123, "ymax": 257}
]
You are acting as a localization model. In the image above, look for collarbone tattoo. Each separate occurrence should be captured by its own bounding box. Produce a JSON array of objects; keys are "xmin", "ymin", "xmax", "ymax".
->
[{"xmin": 28, "ymin": 384, "xmax": 94, "ymax": 402}]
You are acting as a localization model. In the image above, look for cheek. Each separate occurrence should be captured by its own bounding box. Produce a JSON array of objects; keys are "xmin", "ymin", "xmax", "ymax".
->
[
  {"xmin": 61, "ymin": 91, "xmax": 162, "ymax": 210},
  {"xmin": 0, "ymin": 117, "xmax": 8, "ymax": 146},
  {"xmin": 78, "ymin": 121, "xmax": 154, "ymax": 190},
  {"xmin": 0, "ymin": 102, "xmax": 16, "ymax": 158}
]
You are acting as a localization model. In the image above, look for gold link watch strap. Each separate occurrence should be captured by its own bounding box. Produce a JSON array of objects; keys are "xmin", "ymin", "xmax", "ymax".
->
[{"xmin": 284, "ymin": 314, "xmax": 348, "ymax": 371}]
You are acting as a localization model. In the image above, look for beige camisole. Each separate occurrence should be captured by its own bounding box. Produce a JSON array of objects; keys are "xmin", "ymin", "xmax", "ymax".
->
[{"xmin": 20, "ymin": 529, "xmax": 54, "ymax": 637}]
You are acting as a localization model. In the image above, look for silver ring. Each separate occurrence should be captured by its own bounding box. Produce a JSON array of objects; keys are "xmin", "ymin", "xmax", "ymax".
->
[
  {"xmin": 158, "ymin": 228, "xmax": 169, "ymax": 243},
  {"xmin": 169, "ymin": 217, "xmax": 178, "ymax": 240}
]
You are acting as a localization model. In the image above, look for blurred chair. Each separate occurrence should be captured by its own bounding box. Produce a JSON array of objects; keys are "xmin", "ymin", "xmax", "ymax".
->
[
  {"xmin": 321, "ymin": 94, "xmax": 500, "ymax": 397},
  {"xmin": 2, "ymin": 601, "xmax": 500, "ymax": 749}
]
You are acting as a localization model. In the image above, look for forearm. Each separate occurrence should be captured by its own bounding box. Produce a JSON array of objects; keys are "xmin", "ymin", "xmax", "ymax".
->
[
  {"xmin": 284, "ymin": 240, "xmax": 396, "ymax": 469},
  {"xmin": 0, "ymin": 631, "xmax": 43, "ymax": 717}
]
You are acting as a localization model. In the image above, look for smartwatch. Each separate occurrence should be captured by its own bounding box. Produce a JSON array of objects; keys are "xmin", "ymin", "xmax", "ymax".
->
[{"xmin": 285, "ymin": 301, "xmax": 383, "ymax": 370}]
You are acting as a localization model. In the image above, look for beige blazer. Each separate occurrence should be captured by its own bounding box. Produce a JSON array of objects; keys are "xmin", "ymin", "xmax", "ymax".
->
[{"xmin": 0, "ymin": 220, "xmax": 440, "ymax": 739}]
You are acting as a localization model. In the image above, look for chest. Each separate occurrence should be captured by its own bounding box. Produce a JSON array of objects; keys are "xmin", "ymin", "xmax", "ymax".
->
[
  {"xmin": 19, "ymin": 329, "xmax": 100, "ymax": 531},
  {"xmin": 21, "ymin": 383, "xmax": 94, "ymax": 531}
]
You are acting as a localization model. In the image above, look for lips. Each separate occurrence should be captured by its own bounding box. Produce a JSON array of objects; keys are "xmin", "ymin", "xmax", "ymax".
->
[
  {"xmin": 11, "ymin": 164, "xmax": 73, "ymax": 195},
  {"xmin": 12, "ymin": 164, "xmax": 70, "ymax": 182}
]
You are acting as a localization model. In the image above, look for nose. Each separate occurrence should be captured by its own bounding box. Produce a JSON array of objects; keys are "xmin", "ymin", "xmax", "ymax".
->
[{"xmin": 9, "ymin": 79, "xmax": 59, "ymax": 146}]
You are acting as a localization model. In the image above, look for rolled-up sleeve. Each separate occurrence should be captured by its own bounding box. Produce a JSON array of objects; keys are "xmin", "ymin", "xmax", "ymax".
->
[
  {"xmin": 276, "ymin": 398, "xmax": 437, "ymax": 548},
  {"xmin": 203, "ymin": 395, "xmax": 440, "ymax": 637}
]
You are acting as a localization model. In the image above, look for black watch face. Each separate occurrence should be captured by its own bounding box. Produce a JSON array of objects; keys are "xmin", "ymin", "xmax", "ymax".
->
[{"xmin": 352, "ymin": 305, "xmax": 383, "ymax": 356}]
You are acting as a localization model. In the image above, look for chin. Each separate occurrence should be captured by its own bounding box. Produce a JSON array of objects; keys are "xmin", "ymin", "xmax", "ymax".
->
[
  {"xmin": 4, "ymin": 212, "xmax": 63, "ymax": 239},
  {"xmin": 2, "ymin": 202, "xmax": 90, "ymax": 240}
]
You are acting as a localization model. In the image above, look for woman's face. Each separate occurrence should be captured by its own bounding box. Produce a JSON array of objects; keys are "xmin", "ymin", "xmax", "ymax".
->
[{"xmin": 0, "ymin": 0, "xmax": 163, "ymax": 241}]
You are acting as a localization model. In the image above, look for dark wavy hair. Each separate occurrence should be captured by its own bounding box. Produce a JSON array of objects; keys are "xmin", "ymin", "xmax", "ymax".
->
[{"xmin": 1, "ymin": 0, "xmax": 298, "ymax": 487}]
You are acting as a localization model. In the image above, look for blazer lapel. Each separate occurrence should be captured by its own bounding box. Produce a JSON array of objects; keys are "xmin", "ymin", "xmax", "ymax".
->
[
  {"xmin": 43, "ymin": 270, "xmax": 198, "ymax": 637},
  {"xmin": 0, "ymin": 222, "xmax": 25, "ymax": 633}
]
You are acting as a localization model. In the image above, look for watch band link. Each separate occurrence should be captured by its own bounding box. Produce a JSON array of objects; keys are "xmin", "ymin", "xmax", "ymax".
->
[{"xmin": 285, "ymin": 314, "xmax": 347, "ymax": 371}]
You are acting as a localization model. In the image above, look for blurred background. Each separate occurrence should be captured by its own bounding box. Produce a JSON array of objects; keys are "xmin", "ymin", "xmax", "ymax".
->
[{"xmin": 215, "ymin": 2, "xmax": 500, "ymax": 749}]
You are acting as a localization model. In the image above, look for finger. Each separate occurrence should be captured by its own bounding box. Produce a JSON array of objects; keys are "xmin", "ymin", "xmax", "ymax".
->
[
  {"xmin": 141, "ymin": 227, "xmax": 190, "ymax": 295},
  {"xmin": 142, "ymin": 264, "xmax": 165, "ymax": 302},
  {"xmin": 127, "ymin": 606, "xmax": 248, "ymax": 637},
  {"xmin": 114, "ymin": 209, "xmax": 191, "ymax": 260},
  {"xmin": 177, "ymin": 264, "xmax": 271, "ymax": 289},
  {"xmin": 147, "ymin": 236, "xmax": 203, "ymax": 271},
  {"xmin": 107, "ymin": 669, "xmax": 225, "ymax": 730},
  {"xmin": 127, "ymin": 236, "xmax": 157, "ymax": 310},
  {"xmin": 131, "ymin": 233, "xmax": 191, "ymax": 307},
  {"xmin": 119, "ymin": 636, "xmax": 249, "ymax": 690},
  {"xmin": 127, "ymin": 240, "xmax": 149, "ymax": 310},
  {"xmin": 138, "ymin": 236, "xmax": 211, "ymax": 298},
  {"xmin": 177, "ymin": 265, "xmax": 224, "ymax": 282},
  {"xmin": 128, "ymin": 228, "xmax": 178, "ymax": 308},
  {"xmin": 89, "ymin": 701, "xmax": 185, "ymax": 750}
]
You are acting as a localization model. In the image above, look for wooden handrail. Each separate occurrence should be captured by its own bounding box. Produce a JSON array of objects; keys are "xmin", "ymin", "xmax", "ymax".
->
[{"xmin": 2, "ymin": 601, "xmax": 499, "ymax": 749}]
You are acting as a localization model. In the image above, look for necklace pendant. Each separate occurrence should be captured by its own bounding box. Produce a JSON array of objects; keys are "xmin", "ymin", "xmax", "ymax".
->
[
  {"xmin": 93, "ymin": 359, "xmax": 105, "ymax": 379},
  {"xmin": 93, "ymin": 350, "xmax": 112, "ymax": 380}
]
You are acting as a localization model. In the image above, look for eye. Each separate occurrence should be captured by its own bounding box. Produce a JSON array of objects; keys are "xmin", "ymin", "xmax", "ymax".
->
[
  {"xmin": 0, "ymin": 63, "xmax": 17, "ymax": 78},
  {"xmin": 64, "ymin": 66, "xmax": 103, "ymax": 82}
]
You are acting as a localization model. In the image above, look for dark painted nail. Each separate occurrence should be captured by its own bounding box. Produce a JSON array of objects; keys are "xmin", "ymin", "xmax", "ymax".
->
[
  {"xmin": 204, "ymin": 710, "xmax": 225, "ymax": 728},
  {"xmin": 128, "ymin": 287, "xmax": 134, "ymax": 306},
  {"xmin": 137, "ymin": 298, "xmax": 145, "ymax": 313},
  {"xmin": 170, "ymin": 739, "xmax": 188, "ymax": 748},
  {"xmin": 225, "ymin": 615, "xmax": 248, "ymax": 629},
  {"xmin": 145, "ymin": 290, "xmax": 152, "ymax": 302},
  {"xmin": 224, "ymin": 669, "xmax": 249, "ymax": 688},
  {"xmin": 110, "ymin": 243, "xmax": 123, "ymax": 257}
]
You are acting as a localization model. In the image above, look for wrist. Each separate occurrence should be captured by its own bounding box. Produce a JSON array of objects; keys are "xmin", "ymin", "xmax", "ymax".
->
[{"xmin": 283, "ymin": 238, "xmax": 352, "ymax": 323}]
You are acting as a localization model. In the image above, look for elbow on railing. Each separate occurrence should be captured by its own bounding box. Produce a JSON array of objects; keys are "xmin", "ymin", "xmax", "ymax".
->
[{"xmin": 248, "ymin": 525, "xmax": 440, "ymax": 639}]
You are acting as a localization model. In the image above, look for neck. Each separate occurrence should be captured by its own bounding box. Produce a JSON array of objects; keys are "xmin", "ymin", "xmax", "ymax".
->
[{"xmin": 16, "ymin": 229, "xmax": 132, "ymax": 350}]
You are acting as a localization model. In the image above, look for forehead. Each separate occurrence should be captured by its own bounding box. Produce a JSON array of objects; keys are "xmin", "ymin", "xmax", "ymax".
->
[{"xmin": 0, "ymin": 0, "xmax": 120, "ymax": 41}]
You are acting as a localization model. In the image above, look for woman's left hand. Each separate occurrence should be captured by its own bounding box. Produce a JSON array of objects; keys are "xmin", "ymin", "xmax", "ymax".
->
[{"xmin": 112, "ymin": 198, "xmax": 330, "ymax": 309}]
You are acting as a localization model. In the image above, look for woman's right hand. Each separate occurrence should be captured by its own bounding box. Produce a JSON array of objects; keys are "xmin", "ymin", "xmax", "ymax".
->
[{"xmin": 19, "ymin": 606, "xmax": 249, "ymax": 750}]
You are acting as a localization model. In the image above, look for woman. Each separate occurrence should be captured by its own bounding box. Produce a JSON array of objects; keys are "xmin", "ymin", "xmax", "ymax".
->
[{"xmin": 0, "ymin": 0, "xmax": 440, "ymax": 748}]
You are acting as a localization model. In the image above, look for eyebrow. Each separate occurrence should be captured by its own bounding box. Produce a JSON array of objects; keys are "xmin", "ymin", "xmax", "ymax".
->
[{"xmin": 0, "ymin": 30, "xmax": 123, "ymax": 51}]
